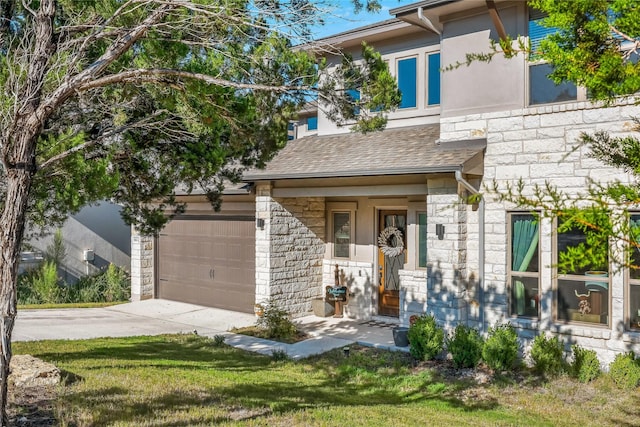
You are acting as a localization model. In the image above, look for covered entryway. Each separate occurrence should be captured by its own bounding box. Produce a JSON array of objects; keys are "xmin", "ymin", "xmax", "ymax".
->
[{"xmin": 156, "ymin": 215, "xmax": 256, "ymax": 313}]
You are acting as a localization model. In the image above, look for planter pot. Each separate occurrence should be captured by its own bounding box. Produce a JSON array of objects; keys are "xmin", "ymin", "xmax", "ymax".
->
[
  {"xmin": 254, "ymin": 304, "xmax": 264, "ymax": 318},
  {"xmin": 312, "ymin": 298, "xmax": 335, "ymax": 317},
  {"xmin": 392, "ymin": 326, "xmax": 409, "ymax": 347}
]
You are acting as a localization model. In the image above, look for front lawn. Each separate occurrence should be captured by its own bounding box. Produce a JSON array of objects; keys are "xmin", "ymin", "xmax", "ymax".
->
[{"xmin": 11, "ymin": 335, "xmax": 640, "ymax": 426}]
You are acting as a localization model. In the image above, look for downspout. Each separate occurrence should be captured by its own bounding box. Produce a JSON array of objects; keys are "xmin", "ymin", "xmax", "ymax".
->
[
  {"xmin": 418, "ymin": 7, "xmax": 441, "ymax": 35},
  {"xmin": 455, "ymin": 170, "xmax": 486, "ymax": 333}
]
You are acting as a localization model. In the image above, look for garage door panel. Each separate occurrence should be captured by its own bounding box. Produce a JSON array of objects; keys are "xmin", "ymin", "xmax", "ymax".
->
[{"xmin": 157, "ymin": 216, "xmax": 255, "ymax": 313}]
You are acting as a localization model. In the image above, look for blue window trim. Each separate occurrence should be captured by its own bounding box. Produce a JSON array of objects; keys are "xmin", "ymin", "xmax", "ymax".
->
[{"xmin": 397, "ymin": 57, "xmax": 417, "ymax": 109}]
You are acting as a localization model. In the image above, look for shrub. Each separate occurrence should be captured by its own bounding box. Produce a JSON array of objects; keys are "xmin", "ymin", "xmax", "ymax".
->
[
  {"xmin": 256, "ymin": 301, "xmax": 298, "ymax": 341},
  {"xmin": 482, "ymin": 323, "xmax": 519, "ymax": 371},
  {"xmin": 571, "ymin": 345, "xmax": 601, "ymax": 383},
  {"xmin": 608, "ymin": 352, "xmax": 640, "ymax": 389},
  {"xmin": 18, "ymin": 261, "xmax": 63, "ymax": 304},
  {"xmin": 69, "ymin": 265, "xmax": 130, "ymax": 303},
  {"xmin": 212, "ymin": 335, "xmax": 226, "ymax": 346},
  {"xmin": 271, "ymin": 349, "xmax": 290, "ymax": 362},
  {"xmin": 447, "ymin": 325, "xmax": 484, "ymax": 369},
  {"xmin": 531, "ymin": 334, "xmax": 567, "ymax": 376},
  {"xmin": 407, "ymin": 314, "xmax": 444, "ymax": 361},
  {"xmin": 102, "ymin": 264, "xmax": 130, "ymax": 302}
]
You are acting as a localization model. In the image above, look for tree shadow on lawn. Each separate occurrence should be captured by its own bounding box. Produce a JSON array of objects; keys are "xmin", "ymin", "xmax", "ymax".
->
[
  {"xmin": 20, "ymin": 337, "xmax": 511, "ymax": 426},
  {"xmin": 19, "ymin": 334, "xmax": 273, "ymax": 373}
]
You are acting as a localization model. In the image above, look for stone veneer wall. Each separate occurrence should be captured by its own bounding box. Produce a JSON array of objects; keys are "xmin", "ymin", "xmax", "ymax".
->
[
  {"xmin": 422, "ymin": 178, "xmax": 473, "ymax": 330},
  {"xmin": 256, "ymin": 184, "xmax": 326, "ymax": 318},
  {"xmin": 323, "ymin": 259, "xmax": 374, "ymax": 320},
  {"xmin": 399, "ymin": 269, "xmax": 428, "ymax": 325},
  {"xmin": 439, "ymin": 99, "xmax": 640, "ymax": 363},
  {"xmin": 130, "ymin": 228, "xmax": 154, "ymax": 301}
]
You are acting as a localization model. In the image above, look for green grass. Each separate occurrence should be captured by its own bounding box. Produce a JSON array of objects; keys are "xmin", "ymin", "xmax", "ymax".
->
[
  {"xmin": 12, "ymin": 335, "xmax": 640, "ymax": 426},
  {"xmin": 17, "ymin": 301, "xmax": 127, "ymax": 310}
]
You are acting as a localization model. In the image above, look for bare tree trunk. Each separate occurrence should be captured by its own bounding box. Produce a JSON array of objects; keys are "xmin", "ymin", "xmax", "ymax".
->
[{"xmin": 0, "ymin": 133, "xmax": 37, "ymax": 426}]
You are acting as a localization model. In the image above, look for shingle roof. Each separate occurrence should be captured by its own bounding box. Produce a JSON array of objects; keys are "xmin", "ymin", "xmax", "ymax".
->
[{"xmin": 244, "ymin": 124, "xmax": 485, "ymax": 181}]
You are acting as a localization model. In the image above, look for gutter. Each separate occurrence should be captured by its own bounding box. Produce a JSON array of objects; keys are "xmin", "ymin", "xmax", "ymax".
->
[
  {"xmin": 417, "ymin": 7, "xmax": 441, "ymax": 35},
  {"xmin": 455, "ymin": 170, "xmax": 486, "ymax": 332}
]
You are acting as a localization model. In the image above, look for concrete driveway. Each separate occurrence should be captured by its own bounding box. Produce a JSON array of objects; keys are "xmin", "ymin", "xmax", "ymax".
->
[{"xmin": 13, "ymin": 299, "xmax": 257, "ymax": 342}]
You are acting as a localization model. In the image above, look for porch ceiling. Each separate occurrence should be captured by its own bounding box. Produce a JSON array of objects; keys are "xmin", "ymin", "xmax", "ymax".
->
[{"xmin": 243, "ymin": 124, "xmax": 485, "ymax": 181}]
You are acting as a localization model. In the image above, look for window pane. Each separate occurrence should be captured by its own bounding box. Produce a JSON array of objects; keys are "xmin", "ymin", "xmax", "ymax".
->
[
  {"xmin": 557, "ymin": 223, "xmax": 607, "ymax": 275},
  {"xmin": 333, "ymin": 212, "xmax": 350, "ymax": 258},
  {"xmin": 346, "ymin": 89, "xmax": 360, "ymax": 115},
  {"xmin": 630, "ymin": 284, "xmax": 640, "ymax": 330},
  {"xmin": 398, "ymin": 57, "xmax": 417, "ymax": 109},
  {"xmin": 511, "ymin": 214, "xmax": 539, "ymax": 273},
  {"xmin": 418, "ymin": 213, "xmax": 427, "ymax": 268},
  {"xmin": 557, "ymin": 278, "xmax": 608, "ymax": 325},
  {"xmin": 530, "ymin": 63, "xmax": 577, "ymax": 105},
  {"xmin": 630, "ymin": 214, "xmax": 640, "ymax": 279},
  {"xmin": 511, "ymin": 276, "xmax": 539, "ymax": 317},
  {"xmin": 427, "ymin": 53, "xmax": 440, "ymax": 105},
  {"xmin": 307, "ymin": 116, "xmax": 317, "ymax": 131},
  {"xmin": 528, "ymin": 9, "xmax": 555, "ymax": 58}
]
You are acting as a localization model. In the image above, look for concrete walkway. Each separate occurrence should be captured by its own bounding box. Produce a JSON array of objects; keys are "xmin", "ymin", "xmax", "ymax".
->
[{"xmin": 13, "ymin": 299, "xmax": 409, "ymax": 359}]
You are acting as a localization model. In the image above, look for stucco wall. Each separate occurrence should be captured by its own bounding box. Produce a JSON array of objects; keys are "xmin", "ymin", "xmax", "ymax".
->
[{"xmin": 26, "ymin": 201, "xmax": 131, "ymax": 283}]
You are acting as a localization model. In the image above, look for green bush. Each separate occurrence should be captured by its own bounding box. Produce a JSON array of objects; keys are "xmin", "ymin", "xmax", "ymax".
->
[
  {"xmin": 256, "ymin": 301, "xmax": 298, "ymax": 341},
  {"xmin": 18, "ymin": 261, "xmax": 63, "ymax": 304},
  {"xmin": 531, "ymin": 334, "xmax": 567, "ymax": 376},
  {"xmin": 68, "ymin": 264, "xmax": 131, "ymax": 303},
  {"xmin": 407, "ymin": 314, "xmax": 444, "ymax": 361},
  {"xmin": 571, "ymin": 345, "xmax": 601, "ymax": 383},
  {"xmin": 608, "ymin": 352, "xmax": 640, "ymax": 389},
  {"xmin": 446, "ymin": 324, "xmax": 484, "ymax": 368},
  {"xmin": 482, "ymin": 323, "xmax": 519, "ymax": 371},
  {"xmin": 20, "ymin": 263, "xmax": 131, "ymax": 305}
]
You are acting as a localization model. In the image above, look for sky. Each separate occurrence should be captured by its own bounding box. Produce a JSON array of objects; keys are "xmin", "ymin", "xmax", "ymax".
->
[{"xmin": 311, "ymin": 0, "xmax": 418, "ymax": 39}]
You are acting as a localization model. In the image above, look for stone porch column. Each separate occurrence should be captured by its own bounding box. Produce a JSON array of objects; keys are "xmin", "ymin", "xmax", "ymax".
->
[{"xmin": 130, "ymin": 227, "xmax": 154, "ymax": 301}]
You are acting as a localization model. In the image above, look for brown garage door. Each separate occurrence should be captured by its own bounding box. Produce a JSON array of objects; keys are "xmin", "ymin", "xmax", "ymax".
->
[{"xmin": 157, "ymin": 215, "xmax": 255, "ymax": 313}]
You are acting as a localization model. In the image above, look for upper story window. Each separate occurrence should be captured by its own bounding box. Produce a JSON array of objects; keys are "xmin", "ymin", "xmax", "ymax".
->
[
  {"xmin": 307, "ymin": 116, "xmax": 318, "ymax": 131},
  {"xmin": 508, "ymin": 213, "xmax": 540, "ymax": 318},
  {"xmin": 397, "ymin": 57, "xmax": 417, "ymax": 109},
  {"xmin": 427, "ymin": 52, "xmax": 441, "ymax": 106},
  {"xmin": 555, "ymin": 219, "xmax": 609, "ymax": 326},
  {"xmin": 528, "ymin": 8, "xmax": 578, "ymax": 105}
]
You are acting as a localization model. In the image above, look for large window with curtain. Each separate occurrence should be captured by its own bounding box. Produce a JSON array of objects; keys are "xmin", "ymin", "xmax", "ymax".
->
[
  {"xmin": 508, "ymin": 213, "xmax": 540, "ymax": 318},
  {"xmin": 629, "ymin": 214, "xmax": 640, "ymax": 330},
  {"xmin": 555, "ymin": 220, "xmax": 609, "ymax": 326}
]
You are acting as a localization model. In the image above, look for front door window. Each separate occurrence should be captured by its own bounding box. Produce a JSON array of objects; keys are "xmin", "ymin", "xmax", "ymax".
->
[{"xmin": 378, "ymin": 210, "xmax": 407, "ymax": 317}]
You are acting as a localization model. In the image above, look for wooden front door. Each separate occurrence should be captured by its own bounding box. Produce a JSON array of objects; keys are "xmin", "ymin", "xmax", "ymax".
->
[{"xmin": 378, "ymin": 210, "xmax": 407, "ymax": 317}]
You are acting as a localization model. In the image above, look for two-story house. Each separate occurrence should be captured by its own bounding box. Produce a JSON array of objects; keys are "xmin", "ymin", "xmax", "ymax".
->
[{"xmin": 131, "ymin": 0, "xmax": 640, "ymax": 363}]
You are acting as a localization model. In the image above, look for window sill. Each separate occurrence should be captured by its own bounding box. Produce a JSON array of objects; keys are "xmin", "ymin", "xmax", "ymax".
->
[{"xmin": 622, "ymin": 330, "xmax": 640, "ymax": 344}]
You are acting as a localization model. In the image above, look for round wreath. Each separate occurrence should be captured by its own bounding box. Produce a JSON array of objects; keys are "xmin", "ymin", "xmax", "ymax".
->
[{"xmin": 378, "ymin": 226, "xmax": 405, "ymax": 257}]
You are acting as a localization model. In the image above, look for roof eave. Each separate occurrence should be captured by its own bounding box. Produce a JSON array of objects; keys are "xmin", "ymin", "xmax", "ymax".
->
[
  {"xmin": 389, "ymin": 0, "xmax": 461, "ymax": 16},
  {"xmin": 243, "ymin": 165, "xmax": 465, "ymax": 182}
]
